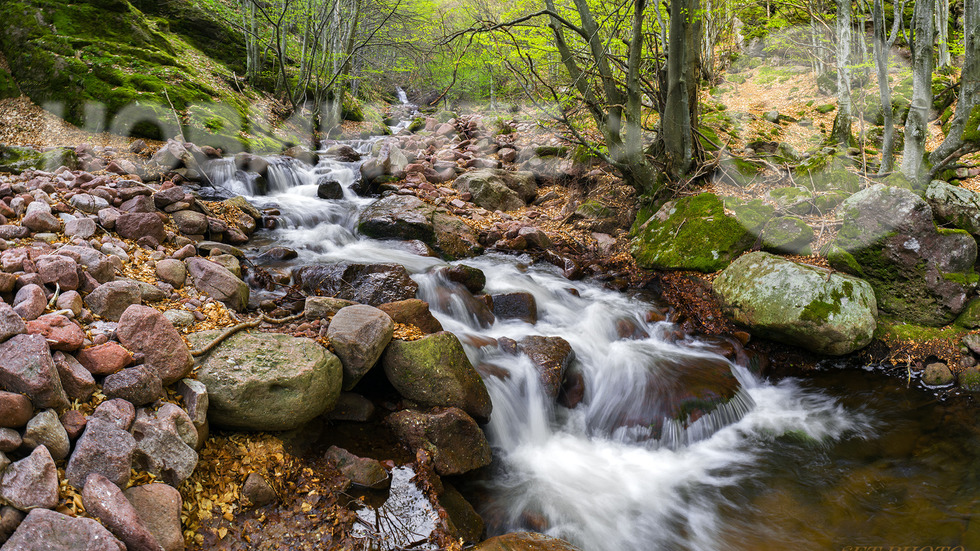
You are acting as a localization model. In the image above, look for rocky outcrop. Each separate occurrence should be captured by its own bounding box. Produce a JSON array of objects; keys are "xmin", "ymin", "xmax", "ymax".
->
[
  {"xmin": 827, "ymin": 184, "xmax": 977, "ymax": 326},
  {"xmin": 714, "ymin": 252, "xmax": 878, "ymax": 355},
  {"xmin": 191, "ymin": 331, "xmax": 342, "ymax": 431}
]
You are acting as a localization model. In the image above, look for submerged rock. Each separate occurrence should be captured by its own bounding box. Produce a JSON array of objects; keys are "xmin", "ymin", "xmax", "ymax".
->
[
  {"xmin": 714, "ymin": 252, "xmax": 877, "ymax": 355},
  {"xmin": 191, "ymin": 331, "xmax": 342, "ymax": 431}
]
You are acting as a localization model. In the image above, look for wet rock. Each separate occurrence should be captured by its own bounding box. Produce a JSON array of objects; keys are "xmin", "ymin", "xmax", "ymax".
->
[
  {"xmin": 630, "ymin": 193, "xmax": 754, "ymax": 273},
  {"xmin": 52, "ymin": 352, "xmax": 96, "ymax": 401},
  {"xmin": 0, "ymin": 334, "xmax": 69, "ymax": 409},
  {"xmin": 130, "ymin": 404, "xmax": 198, "ymax": 487},
  {"xmin": 116, "ymin": 305, "xmax": 194, "ymax": 385},
  {"xmin": 190, "ymin": 330, "xmax": 342, "ymax": 431},
  {"xmin": 452, "ymin": 169, "xmax": 537, "ymax": 211},
  {"xmin": 0, "ymin": 508, "xmax": 125, "ymax": 551},
  {"xmin": 323, "ymin": 392, "xmax": 375, "ymax": 422},
  {"xmin": 85, "ymin": 280, "xmax": 142, "ymax": 321},
  {"xmin": 81, "ymin": 474, "xmax": 162, "ymax": 551},
  {"xmin": 387, "ymin": 408, "xmax": 492, "ymax": 475},
  {"xmin": 12, "ymin": 285, "xmax": 46, "ymax": 321},
  {"xmin": 327, "ymin": 305, "xmax": 394, "ymax": 391},
  {"xmin": 323, "ymin": 144, "xmax": 361, "ymax": 162},
  {"xmin": 25, "ymin": 314, "xmax": 85, "ymax": 352},
  {"xmin": 922, "ymin": 362, "xmax": 954, "ymax": 387},
  {"xmin": 0, "ymin": 302, "xmax": 26, "ymax": 342},
  {"xmin": 316, "ymin": 178, "xmax": 344, "ymax": 200},
  {"xmin": 431, "ymin": 211, "xmax": 483, "ymax": 259},
  {"xmin": 103, "ymin": 366, "xmax": 164, "ymax": 407},
  {"xmin": 184, "ymin": 257, "xmax": 249, "ymax": 311},
  {"xmin": 295, "ymin": 263, "xmax": 419, "ymax": 306},
  {"xmin": 439, "ymin": 264, "xmax": 486, "ymax": 294},
  {"xmin": 115, "ymin": 212, "xmax": 166, "ymax": 243},
  {"xmin": 357, "ymin": 195, "xmax": 436, "ymax": 243},
  {"xmin": 254, "ymin": 247, "xmax": 298, "ymax": 264},
  {"xmin": 959, "ymin": 366, "xmax": 980, "ymax": 392},
  {"xmin": 828, "ymin": 184, "xmax": 977, "ymax": 326},
  {"xmin": 377, "ymin": 299, "xmax": 443, "ymax": 334},
  {"xmin": 0, "ymin": 446, "xmax": 58, "ymax": 511},
  {"xmin": 517, "ymin": 336, "xmax": 575, "ymax": 399},
  {"xmin": 441, "ymin": 483, "xmax": 484, "ymax": 544},
  {"xmin": 123, "ymin": 484, "xmax": 183, "ymax": 551},
  {"xmin": 427, "ymin": 283, "xmax": 495, "ymax": 328},
  {"xmin": 21, "ymin": 410, "xmax": 70, "ymax": 460},
  {"xmin": 382, "ymin": 331, "xmax": 492, "ymax": 421},
  {"xmin": 242, "ymin": 473, "xmax": 277, "ymax": 507},
  {"xmin": 325, "ymin": 446, "xmax": 389, "ymax": 489},
  {"xmin": 35, "ymin": 255, "xmax": 79, "ymax": 290},
  {"xmin": 491, "ymin": 292, "xmax": 537, "ymax": 324},
  {"xmin": 471, "ymin": 532, "xmax": 582, "ymax": 551},
  {"xmin": 284, "ymin": 145, "xmax": 318, "ymax": 166},
  {"xmin": 714, "ymin": 252, "xmax": 878, "ymax": 356},
  {"xmin": 76, "ymin": 342, "xmax": 133, "ymax": 376},
  {"xmin": 0, "ymin": 392, "xmax": 32, "ymax": 429}
]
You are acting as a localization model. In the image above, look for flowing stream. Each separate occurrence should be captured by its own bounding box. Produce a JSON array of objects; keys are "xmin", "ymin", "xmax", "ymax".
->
[{"xmin": 205, "ymin": 101, "xmax": 980, "ymax": 551}]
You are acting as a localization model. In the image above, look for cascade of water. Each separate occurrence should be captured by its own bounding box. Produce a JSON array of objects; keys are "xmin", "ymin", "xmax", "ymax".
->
[{"xmin": 204, "ymin": 111, "xmax": 871, "ymax": 551}]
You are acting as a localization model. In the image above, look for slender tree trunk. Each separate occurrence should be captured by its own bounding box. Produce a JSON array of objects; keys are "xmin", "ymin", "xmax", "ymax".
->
[
  {"xmin": 936, "ymin": 0, "xmax": 951, "ymax": 68},
  {"xmin": 831, "ymin": 0, "xmax": 853, "ymax": 146},
  {"xmin": 901, "ymin": 0, "xmax": 935, "ymax": 182},
  {"xmin": 929, "ymin": 0, "xmax": 979, "ymax": 169},
  {"xmin": 873, "ymin": 0, "xmax": 896, "ymax": 173},
  {"xmin": 663, "ymin": 0, "xmax": 697, "ymax": 176}
]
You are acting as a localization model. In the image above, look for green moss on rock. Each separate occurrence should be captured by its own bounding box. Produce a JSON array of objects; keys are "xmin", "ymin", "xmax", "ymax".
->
[{"xmin": 630, "ymin": 193, "xmax": 755, "ymax": 273}]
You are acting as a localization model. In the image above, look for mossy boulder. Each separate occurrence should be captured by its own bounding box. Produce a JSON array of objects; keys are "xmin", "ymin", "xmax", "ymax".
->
[
  {"xmin": 714, "ymin": 252, "xmax": 878, "ymax": 355},
  {"xmin": 954, "ymin": 298, "xmax": 980, "ymax": 328},
  {"xmin": 760, "ymin": 216, "xmax": 814, "ymax": 254},
  {"xmin": 0, "ymin": 66, "xmax": 19, "ymax": 99},
  {"xmin": 960, "ymin": 366, "xmax": 980, "ymax": 392},
  {"xmin": 827, "ymin": 184, "xmax": 978, "ymax": 326},
  {"xmin": 723, "ymin": 197, "xmax": 776, "ymax": 234},
  {"xmin": 190, "ymin": 331, "xmax": 343, "ymax": 431},
  {"xmin": 768, "ymin": 186, "xmax": 814, "ymax": 215},
  {"xmin": 795, "ymin": 154, "xmax": 861, "ymax": 194},
  {"xmin": 381, "ymin": 331, "xmax": 492, "ymax": 422},
  {"xmin": 0, "ymin": 145, "xmax": 43, "ymax": 173},
  {"xmin": 630, "ymin": 193, "xmax": 755, "ymax": 273},
  {"xmin": 924, "ymin": 180, "xmax": 980, "ymax": 238}
]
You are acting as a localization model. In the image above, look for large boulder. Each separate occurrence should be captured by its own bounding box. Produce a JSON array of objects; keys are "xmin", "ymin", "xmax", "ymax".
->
[
  {"xmin": 924, "ymin": 179, "xmax": 980, "ymax": 237},
  {"xmin": 190, "ymin": 331, "xmax": 342, "ymax": 431},
  {"xmin": 387, "ymin": 408, "xmax": 492, "ymax": 475},
  {"xmin": 452, "ymin": 169, "xmax": 537, "ymax": 212},
  {"xmin": 0, "ymin": 509, "xmax": 125, "ymax": 551},
  {"xmin": 357, "ymin": 196, "xmax": 482, "ymax": 259},
  {"xmin": 630, "ymin": 193, "xmax": 755, "ymax": 272},
  {"xmin": 358, "ymin": 195, "xmax": 436, "ymax": 243},
  {"xmin": 327, "ymin": 305, "xmax": 394, "ymax": 391},
  {"xmin": 294, "ymin": 263, "xmax": 419, "ymax": 306},
  {"xmin": 714, "ymin": 252, "xmax": 878, "ymax": 355},
  {"xmin": 827, "ymin": 184, "xmax": 977, "ymax": 326},
  {"xmin": 382, "ymin": 332, "xmax": 492, "ymax": 421},
  {"xmin": 185, "ymin": 257, "xmax": 249, "ymax": 311}
]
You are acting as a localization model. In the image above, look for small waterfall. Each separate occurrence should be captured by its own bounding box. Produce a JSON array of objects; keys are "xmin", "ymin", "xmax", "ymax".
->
[{"xmin": 199, "ymin": 106, "xmax": 873, "ymax": 551}]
